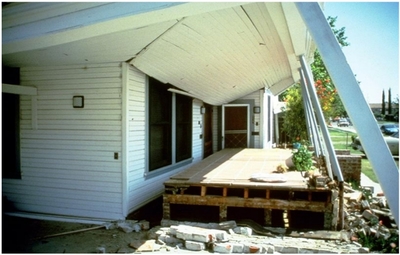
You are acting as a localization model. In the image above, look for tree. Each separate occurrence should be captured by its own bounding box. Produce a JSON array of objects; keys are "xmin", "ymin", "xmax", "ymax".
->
[
  {"xmin": 281, "ymin": 84, "xmax": 308, "ymax": 142},
  {"xmin": 382, "ymin": 90, "xmax": 386, "ymax": 115},
  {"xmin": 310, "ymin": 16, "xmax": 349, "ymax": 120},
  {"xmin": 281, "ymin": 16, "xmax": 349, "ymax": 142},
  {"xmin": 388, "ymin": 88, "xmax": 392, "ymax": 115}
]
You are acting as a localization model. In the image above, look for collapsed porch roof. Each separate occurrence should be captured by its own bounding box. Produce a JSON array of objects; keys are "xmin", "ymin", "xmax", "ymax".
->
[{"xmin": 2, "ymin": 2, "xmax": 316, "ymax": 105}]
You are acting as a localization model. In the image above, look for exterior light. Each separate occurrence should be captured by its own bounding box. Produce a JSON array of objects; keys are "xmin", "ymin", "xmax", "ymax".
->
[
  {"xmin": 253, "ymin": 106, "xmax": 261, "ymax": 114},
  {"xmin": 73, "ymin": 96, "xmax": 84, "ymax": 108}
]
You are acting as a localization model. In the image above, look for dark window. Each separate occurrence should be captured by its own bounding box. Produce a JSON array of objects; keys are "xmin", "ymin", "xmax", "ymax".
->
[
  {"xmin": 2, "ymin": 66, "xmax": 21, "ymax": 179},
  {"xmin": 175, "ymin": 94, "xmax": 192, "ymax": 162},
  {"xmin": 148, "ymin": 77, "xmax": 192, "ymax": 172}
]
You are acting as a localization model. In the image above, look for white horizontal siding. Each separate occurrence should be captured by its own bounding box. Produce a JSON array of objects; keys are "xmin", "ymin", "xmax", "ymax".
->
[
  {"xmin": 2, "ymin": 63, "xmax": 125, "ymax": 220},
  {"xmin": 192, "ymin": 99, "xmax": 203, "ymax": 162},
  {"xmin": 126, "ymin": 66, "xmax": 205, "ymax": 213}
]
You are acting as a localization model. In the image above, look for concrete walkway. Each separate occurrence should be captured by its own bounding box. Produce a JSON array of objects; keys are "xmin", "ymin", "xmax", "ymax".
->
[{"xmin": 360, "ymin": 172, "xmax": 383, "ymax": 196}]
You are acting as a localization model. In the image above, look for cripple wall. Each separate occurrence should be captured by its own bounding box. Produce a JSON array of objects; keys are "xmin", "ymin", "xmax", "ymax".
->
[{"xmin": 335, "ymin": 150, "xmax": 362, "ymax": 185}]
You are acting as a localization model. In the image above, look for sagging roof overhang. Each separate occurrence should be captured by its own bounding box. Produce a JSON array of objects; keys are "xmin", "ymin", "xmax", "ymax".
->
[{"xmin": 2, "ymin": 2, "xmax": 316, "ymax": 105}]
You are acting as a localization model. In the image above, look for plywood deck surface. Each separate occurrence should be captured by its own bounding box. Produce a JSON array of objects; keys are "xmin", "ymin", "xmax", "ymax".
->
[{"xmin": 165, "ymin": 148, "xmax": 317, "ymax": 190}]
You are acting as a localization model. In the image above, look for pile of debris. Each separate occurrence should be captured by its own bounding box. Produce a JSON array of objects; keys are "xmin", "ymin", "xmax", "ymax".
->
[
  {"xmin": 110, "ymin": 184, "xmax": 398, "ymax": 253},
  {"xmin": 342, "ymin": 183, "xmax": 398, "ymax": 253}
]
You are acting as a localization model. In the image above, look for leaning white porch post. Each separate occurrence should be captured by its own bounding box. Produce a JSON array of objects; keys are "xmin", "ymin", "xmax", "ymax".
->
[
  {"xmin": 300, "ymin": 55, "xmax": 343, "ymax": 183},
  {"xmin": 296, "ymin": 2, "xmax": 398, "ymax": 224},
  {"xmin": 299, "ymin": 68, "xmax": 323, "ymax": 159},
  {"xmin": 300, "ymin": 55, "xmax": 344, "ymax": 229}
]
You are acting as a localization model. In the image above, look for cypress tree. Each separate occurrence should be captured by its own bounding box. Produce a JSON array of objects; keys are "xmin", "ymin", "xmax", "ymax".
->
[
  {"xmin": 382, "ymin": 90, "xmax": 386, "ymax": 115},
  {"xmin": 388, "ymin": 88, "xmax": 392, "ymax": 114}
]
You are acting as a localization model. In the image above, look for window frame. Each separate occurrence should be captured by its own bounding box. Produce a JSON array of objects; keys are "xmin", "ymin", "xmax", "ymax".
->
[{"xmin": 145, "ymin": 77, "xmax": 193, "ymax": 179}]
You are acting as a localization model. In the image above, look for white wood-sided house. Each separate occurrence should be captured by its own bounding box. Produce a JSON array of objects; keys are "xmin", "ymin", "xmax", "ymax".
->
[{"xmin": 3, "ymin": 2, "xmax": 398, "ymax": 223}]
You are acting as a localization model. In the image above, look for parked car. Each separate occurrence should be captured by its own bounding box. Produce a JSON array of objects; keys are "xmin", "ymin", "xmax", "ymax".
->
[
  {"xmin": 338, "ymin": 119, "xmax": 349, "ymax": 127},
  {"xmin": 352, "ymin": 132, "xmax": 399, "ymax": 156},
  {"xmin": 380, "ymin": 124, "xmax": 399, "ymax": 135}
]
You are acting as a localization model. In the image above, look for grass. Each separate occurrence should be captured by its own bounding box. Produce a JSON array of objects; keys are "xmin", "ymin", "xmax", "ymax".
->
[{"xmin": 328, "ymin": 127, "xmax": 378, "ymax": 183}]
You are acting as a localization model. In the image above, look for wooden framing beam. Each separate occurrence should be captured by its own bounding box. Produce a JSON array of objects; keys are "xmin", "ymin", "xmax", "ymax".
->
[
  {"xmin": 164, "ymin": 194, "xmax": 331, "ymax": 213},
  {"xmin": 2, "ymin": 83, "xmax": 37, "ymax": 95}
]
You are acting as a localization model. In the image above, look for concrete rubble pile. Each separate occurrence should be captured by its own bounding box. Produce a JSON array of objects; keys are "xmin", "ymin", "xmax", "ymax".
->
[
  {"xmin": 132, "ymin": 220, "xmax": 368, "ymax": 253},
  {"xmin": 111, "ymin": 184, "xmax": 398, "ymax": 253},
  {"xmin": 342, "ymin": 183, "xmax": 398, "ymax": 252}
]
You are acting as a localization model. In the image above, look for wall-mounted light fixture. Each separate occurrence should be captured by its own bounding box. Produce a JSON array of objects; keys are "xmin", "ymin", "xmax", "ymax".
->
[
  {"xmin": 200, "ymin": 106, "xmax": 206, "ymax": 114},
  {"xmin": 73, "ymin": 96, "xmax": 84, "ymax": 108},
  {"xmin": 253, "ymin": 106, "xmax": 261, "ymax": 114}
]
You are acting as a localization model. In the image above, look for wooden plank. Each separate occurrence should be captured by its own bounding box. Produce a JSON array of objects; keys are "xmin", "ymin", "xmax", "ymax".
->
[
  {"xmin": 201, "ymin": 186, "xmax": 207, "ymax": 197},
  {"xmin": 2, "ymin": 83, "xmax": 37, "ymax": 95},
  {"xmin": 244, "ymin": 188, "xmax": 249, "ymax": 198},
  {"xmin": 164, "ymin": 194, "xmax": 331, "ymax": 212}
]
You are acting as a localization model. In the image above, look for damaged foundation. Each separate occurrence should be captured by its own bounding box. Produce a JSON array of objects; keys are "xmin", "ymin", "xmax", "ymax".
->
[{"xmin": 163, "ymin": 148, "xmax": 340, "ymax": 230}]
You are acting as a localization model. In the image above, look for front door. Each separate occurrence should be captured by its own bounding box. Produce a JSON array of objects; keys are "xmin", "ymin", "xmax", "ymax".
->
[{"xmin": 223, "ymin": 105, "xmax": 249, "ymax": 148}]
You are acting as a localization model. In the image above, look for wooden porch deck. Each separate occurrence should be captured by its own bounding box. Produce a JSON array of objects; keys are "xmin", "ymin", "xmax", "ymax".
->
[{"xmin": 163, "ymin": 148, "xmax": 338, "ymax": 230}]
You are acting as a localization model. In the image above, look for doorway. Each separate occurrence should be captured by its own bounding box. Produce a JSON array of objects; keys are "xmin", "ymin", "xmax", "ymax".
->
[{"xmin": 222, "ymin": 105, "xmax": 250, "ymax": 148}]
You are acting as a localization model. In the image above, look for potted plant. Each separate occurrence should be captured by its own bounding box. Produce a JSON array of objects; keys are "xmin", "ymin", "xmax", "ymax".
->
[{"xmin": 291, "ymin": 144, "xmax": 313, "ymax": 174}]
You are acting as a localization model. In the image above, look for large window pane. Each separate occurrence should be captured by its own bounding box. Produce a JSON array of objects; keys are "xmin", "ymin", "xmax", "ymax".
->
[
  {"xmin": 149, "ymin": 78, "xmax": 172, "ymax": 171},
  {"xmin": 176, "ymin": 94, "xmax": 192, "ymax": 162}
]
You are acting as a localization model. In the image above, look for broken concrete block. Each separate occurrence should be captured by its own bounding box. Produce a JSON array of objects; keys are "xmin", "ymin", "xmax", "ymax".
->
[
  {"xmin": 139, "ymin": 220, "xmax": 150, "ymax": 230},
  {"xmin": 231, "ymin": 243, "xmax": 244, "ymax": 253},
  {"xmin": 96, "ymin": 247, "xmax": 106, "ymax": 253},
  {"xmin": 136, "ymin": 240, "xmax": 159, "ymax": 252},
  {"xmin": 240, "ymin": 227, "xmax": 252, "ymax": 236},
  {"xmin": 147, "ymin": 226, "xmax": 162, "ymax": 239},
  {"xmin": 169, "ymin": 225, "xmax": 179, "ymax": 235},
  {"xmin": 103, "ymin": 222, "xmax": 116, "ymax": 230},
  {"xmin": 133, "ymin": 223, "xmax": 141, "ymax": 232},
  {"xmin": 185, "ymin": 240, "xmax": 205, "ymax": 251},
  {"xmin": 157, "ymin": 233, "xmax": 183, "ymax": 245},
  {"xmin": 129, "ymin": 240, "xmax": 146, "ymax": 249},
  {"xmin": 213, "ymin": 243, "xmax": 234, "ymax": 253},
  {"xmin": 358, "ymin": 247, "xmax": 370, "ymax": 253},
  {"xmin": 117, "ymin": 220, "xmax": 139, "ymax": 233},
  {"xmin": 219, "ymin": 220, "xmax": 237, "ymax": 230},
  {"xmin": 265, "ymin": 245, "xmax": 274, "ymax": 254},
  {"xmin": 360, "ymin": 200, "xmax": 370, "ymax": 210},
  {"xmin": 362, "ymin": 209, "xmax": 379, "ymax": 221},
  {"xmin": 349, "ymin": 191, "xmax": 363, "ymax": 202},
  {"xmin": 212, "ymin": 229, "xmax": 229, "ymax": 241}
]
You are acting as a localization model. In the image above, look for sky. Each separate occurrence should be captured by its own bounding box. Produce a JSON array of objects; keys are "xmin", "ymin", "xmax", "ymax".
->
[{"xmin": 323, "ymin": 2, "xmax": 399, "ymax": 104}]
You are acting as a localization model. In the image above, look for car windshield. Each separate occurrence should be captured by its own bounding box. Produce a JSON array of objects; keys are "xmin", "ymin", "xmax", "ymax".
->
[{"xmin": 384, "ymin": 124, "xmax": 397, "ymax": 129}]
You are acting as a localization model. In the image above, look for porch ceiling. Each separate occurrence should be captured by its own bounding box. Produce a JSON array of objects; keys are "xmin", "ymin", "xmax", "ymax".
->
[{"xmin": 2, "ymin": 2, "xmax": 316, "ymax": 105}]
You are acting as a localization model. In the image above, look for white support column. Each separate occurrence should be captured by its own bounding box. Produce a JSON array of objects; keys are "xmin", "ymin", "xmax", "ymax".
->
[
  {"xmin": 300, "ymin": 85, "xmax": 313, "ymax": 143},
  {"xmin": 299, "ymin": 68, "xmax": 322, "ymax": 157},
  {"xmin": 296, "ymin": 2, "xmax": 398, "ymax": 224},
  {"xmin": 121, "ymin": 62, "xmax": 129, "ymax": 217},
  {"xmin": 300, "ymin": 55, "xmax": 343, "ymax": 183}
]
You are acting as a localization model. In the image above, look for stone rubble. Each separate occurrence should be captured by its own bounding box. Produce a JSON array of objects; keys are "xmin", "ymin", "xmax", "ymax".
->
[
  {"xmin": 111, "ymin": 183, "xmax": 398, "ymax": 253},
  {"xmin": 143, "ymin": 220, "xmax": 371, "ymax": 253},
  {"xmin": 341, "ymin": 184, "xmax": 398, "ymax": 252}
]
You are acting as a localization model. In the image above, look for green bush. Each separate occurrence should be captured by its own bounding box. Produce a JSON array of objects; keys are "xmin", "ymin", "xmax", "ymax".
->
[{"xmin": 292, "ymin": 145, "xmax": 313, "ymax": 172}]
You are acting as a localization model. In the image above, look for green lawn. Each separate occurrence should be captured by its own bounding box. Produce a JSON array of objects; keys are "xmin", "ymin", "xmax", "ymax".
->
[{"xmin": 328, "ymin": 127, "xmax": 378, "ymax": 183}]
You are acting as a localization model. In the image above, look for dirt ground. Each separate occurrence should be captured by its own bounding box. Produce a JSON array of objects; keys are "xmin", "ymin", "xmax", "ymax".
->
[{"xmin": 2, "ymin": 197, "xmax": 164, "ymax": 253}]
